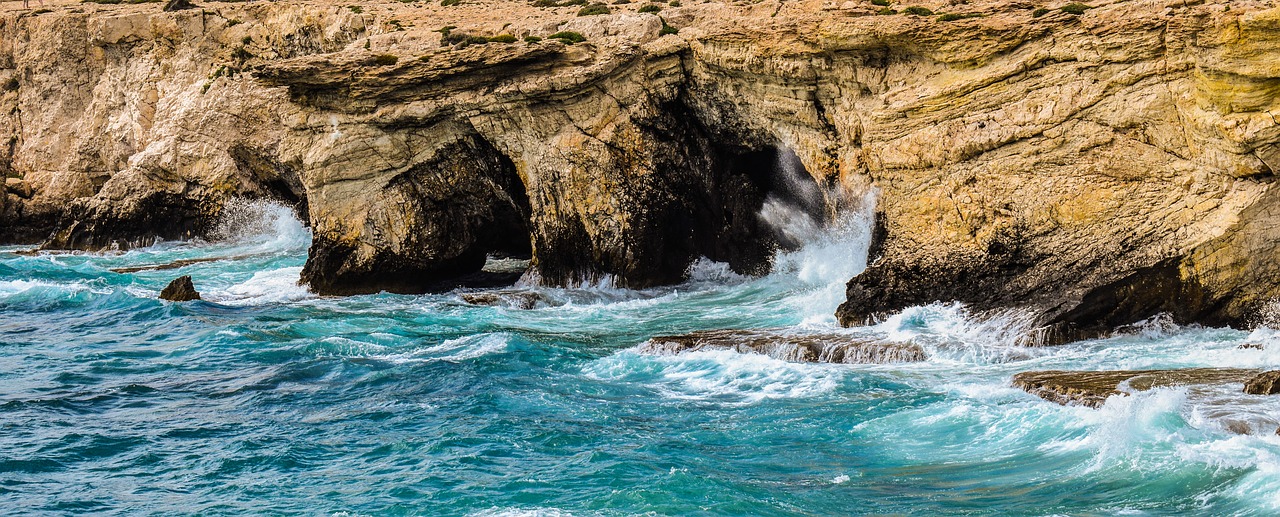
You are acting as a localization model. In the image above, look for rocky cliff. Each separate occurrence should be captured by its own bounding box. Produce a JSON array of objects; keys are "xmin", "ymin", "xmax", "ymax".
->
[{"xmin": 4, "ymin": 0, "xmax": 1280, "ymax": 340}]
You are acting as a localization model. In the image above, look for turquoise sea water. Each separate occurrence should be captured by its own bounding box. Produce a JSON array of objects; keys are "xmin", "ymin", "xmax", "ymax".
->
[{"xmin": 3, "ymin": 200, "xmax": 1280, "ymax": 516}]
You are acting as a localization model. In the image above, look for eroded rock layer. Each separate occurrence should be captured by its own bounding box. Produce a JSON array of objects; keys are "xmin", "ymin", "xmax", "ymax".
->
[
  {"xmin": 637, "ymin": 329, "xmax": 928, "ymax": 364},
  {"xmin": 5, "ymin": 0, "xmax": 1280, "ymax": 333},
  {"xmin": 1012, "ymin": 368, "xmax": 1262, "ymax": 408}
]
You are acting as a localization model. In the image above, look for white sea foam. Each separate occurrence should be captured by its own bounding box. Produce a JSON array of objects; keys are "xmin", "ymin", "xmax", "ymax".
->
[
  {"xmin": 0, "ymin": 279, "xmax": 110, "ymax": 298},
  {"xmin": 207, "ymin": 266, "xmax": 313, "ymax": 306},
  {"xmin": 759, "ymin": 195, "xmax": 822, "ymax": 248},
  {"xmin": 306, "ymin": 336, "xmax": 396, "ymax": 358},
  {"xmin": 301, "ymin": 333, "xmax": 512, "ymax": 364},
  {"xmin": 683, "ymin": 257, "xmax": 748, "ymax": 285},
  {"xmin": 864, "ymin": 303, "xmax": 1054, "ymax": 366},
  {"xmin": 1076, "ymin": 388, "xmax": 1191, "ymax": 467},
  {"xmin": 393, "ymin": 333, "xmax": 512, "ymax": 363},
  {"xmin": 584, "ymin": 349, "xmax": 840, "ymax": 405}
]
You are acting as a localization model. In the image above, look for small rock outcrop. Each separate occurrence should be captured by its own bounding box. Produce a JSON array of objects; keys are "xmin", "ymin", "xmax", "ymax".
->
[
  {"xmin": 637, "ymin": 329, "xmax": 927, "ymax": 364},
  {"xmin": 1013, "ymin": 369, "xmax": 1262, "ymax": 408},
  {"xmin": 159, "ymin": 275, "xmax": 201, "ymax": 302},
  {"xmin": 4, "ymin": 178, "xmax": 32, "ymax": 199},
  {"xmin": 1243, "ymin": 370, "xmax": 1280, "ymax": 395},
  {"xmin": 460, "ymin": 291, "xmax": 548, "ymax": 310}
]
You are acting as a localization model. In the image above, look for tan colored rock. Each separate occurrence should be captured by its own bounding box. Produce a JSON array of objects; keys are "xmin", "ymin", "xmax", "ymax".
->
[
  {"xmin": 557, "ymin": 13, "xmax": 663, "ymax": 45},
  {"xmin": 0, "ymin": 0, "xmax": 1278, "ymax": 333},
  {"xmin": 1243, "ymin": 370, "xmax": 1280, "ymax": 395},
  {"xmin": 1013, "ymin": 368, "xmax": 1263, "ymax": 408},
  {"xmin": 5, "ymin": 178, "xmax": 32, "ymax": 199}
]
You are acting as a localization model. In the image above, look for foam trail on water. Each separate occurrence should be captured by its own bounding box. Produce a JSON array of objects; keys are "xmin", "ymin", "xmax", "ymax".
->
[
  {"xmin": 207, "ymin": 266, "xmax": 313, "ymax": 305},
  {"xmin": 583, "ymin": 349, "xmax": 842, "ymax": 405}
]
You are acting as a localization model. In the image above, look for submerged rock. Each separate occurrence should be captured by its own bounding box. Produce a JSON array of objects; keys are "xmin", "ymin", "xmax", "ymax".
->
[
  {"xmin": 111, "ymin": 255, "xmax": 250, "ymax": 274},
  {"xmin": 159, "ymin": 276, "xmax": 201, "ymax": 302},
  {"xmin": 1243, "ymin": 371, "xmax": 1280, "ymax": 395},
  {"xmin": 1012, "ymin": 368, "xmax": 1262, "ymax": 408},
  {"xmin": 637, "ymin": 329, "xmax": 927, "ymax": 364}
]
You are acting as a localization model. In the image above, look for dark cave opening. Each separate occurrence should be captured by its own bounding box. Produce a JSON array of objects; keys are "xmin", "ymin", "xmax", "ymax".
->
[
  {"xmin": 418, "ymin": 139, "xmax": 535, "ymax": 292},
  {"xmin": 684, "ymin": 143, "xmax": 829, "ymax": 277}
]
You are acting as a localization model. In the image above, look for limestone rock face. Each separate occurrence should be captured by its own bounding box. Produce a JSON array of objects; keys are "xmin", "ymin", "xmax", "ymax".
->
[
  {"xmin": 5, "ymin": 0, "xmax": 1280, "ymax": 334},
  {"xmin": 829, "ymin": 1, "xmax": 1280, "ymax": 339}
]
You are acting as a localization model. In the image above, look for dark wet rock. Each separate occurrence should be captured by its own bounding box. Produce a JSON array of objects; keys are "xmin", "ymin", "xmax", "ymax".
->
[
  {"xmin": 636, "ymin": 329, "xmax": 927, "ymax": 364},
  {"xmin": 461, "ymin": 291, "xmax": 547, "ymax": 310},
  {"xmin": 1238, "ymin": 343, "xmax": 1265, "ymax": 350},
  {"xmin": 1012, "ymin": 368, "xmax": 1262, "ymax": 408},
  {"xmin": 1243, "ymin": 371, "xmax": 1280, "ymax": 395},
  {"xmin": 43, "ymin": 192, "xmax": 219, "ymax": 251},
  {"xmin": 163, "ymin": 0, "xmax": 195, "ymax": 11},
  {"xmin": 159, "ymin": 275, "xmax": 201, "ymax": 302},
  {"xmin": 461, "ymin": 293, "xmax": 503, "ymax": 305}
]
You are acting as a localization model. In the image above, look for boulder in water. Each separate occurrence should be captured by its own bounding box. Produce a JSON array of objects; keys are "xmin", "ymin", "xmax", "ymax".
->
[
  {"xmin": 636, "ymin": 329, "xmax": 927, "ymax": 364},
  {"xmin": 1012, "ymin": 368, "xmax": 1262, "ymax": 408},
  {"xmin": 159, "ymin": 275, "xmax": 201, "ymax": 302},
  {"xmin": 1243, "ymin": 371, "xmax": 1280, "ymax": 395}
]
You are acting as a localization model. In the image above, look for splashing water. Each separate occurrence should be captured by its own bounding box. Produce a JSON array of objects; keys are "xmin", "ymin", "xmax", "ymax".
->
[
  {"xmin": 208, "ymin": 197, "xmax": 311, "ymax": 254},
  {"xmin": 3, "ymin": 194, "xmax": 1280, "ymax": 515}
]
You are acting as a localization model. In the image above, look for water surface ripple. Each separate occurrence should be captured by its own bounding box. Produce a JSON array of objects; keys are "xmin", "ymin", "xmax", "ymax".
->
[{"xmin": 2, "ymin": 201, "xmax": 1280, "ymax": 516}]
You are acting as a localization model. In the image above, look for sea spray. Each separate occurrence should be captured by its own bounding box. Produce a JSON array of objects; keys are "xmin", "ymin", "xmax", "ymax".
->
[
  {"xmin": 208, "ymin": 197, "xmax": 311, "ymax": 254},
  {"xmin": 756, "ymin": 148, "xmax": 828, "ymax": 249}
]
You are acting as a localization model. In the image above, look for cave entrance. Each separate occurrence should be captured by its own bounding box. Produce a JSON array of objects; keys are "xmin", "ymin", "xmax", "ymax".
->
[
  {"xmin": 474, "ymin": 182, "xmax": 534, "ymax": 284},
  {"xmin": 451, "ymin": 148, "xmax": 535, "ymax": 290}
]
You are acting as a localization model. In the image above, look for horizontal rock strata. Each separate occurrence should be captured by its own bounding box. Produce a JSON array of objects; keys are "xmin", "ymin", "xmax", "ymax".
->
[
  {"xmin": 3, "ymin": 0, "xmax": 1280, "ymax": 336},
  {"xmin": 637, "ymin": 328, "xmax": 927, "ymax": 364}
]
